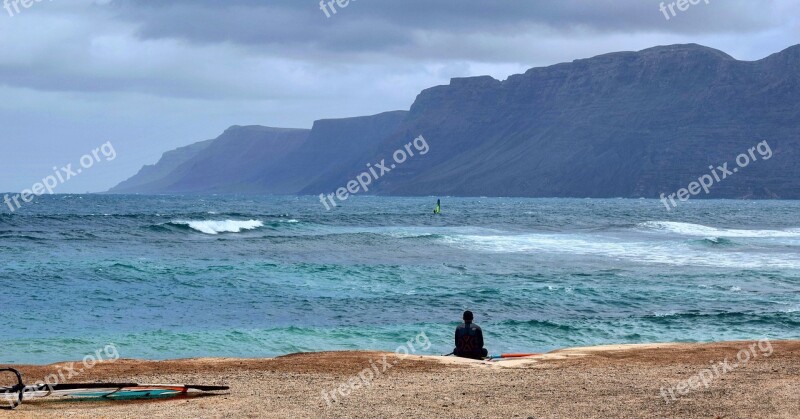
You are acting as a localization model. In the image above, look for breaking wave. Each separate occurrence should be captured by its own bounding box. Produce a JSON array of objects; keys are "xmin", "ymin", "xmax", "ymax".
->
[
  {"xmin": 170, "ymin": 219, "xmax": 264, "ymax": 235},
  {"xmin": 439, "ymin": 231, "xmax": 800, "ymax": 269},
  {"xmin": 637, "ymin": 221, "xmax": 800, "ymax": 238}
]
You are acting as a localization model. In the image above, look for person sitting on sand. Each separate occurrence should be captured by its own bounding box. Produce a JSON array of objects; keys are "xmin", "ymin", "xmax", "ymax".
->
[{"xmin": 454, "ymin": 310, "xmax": 488, "ymax": 359}]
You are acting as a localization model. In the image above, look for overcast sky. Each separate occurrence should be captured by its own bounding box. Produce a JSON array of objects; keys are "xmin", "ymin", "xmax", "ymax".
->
[{"xmin": 0, "ymin": 0, "xmax": 797, "ymax": 192}]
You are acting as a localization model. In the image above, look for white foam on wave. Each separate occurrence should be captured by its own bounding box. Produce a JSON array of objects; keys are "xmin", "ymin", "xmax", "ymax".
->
[
  {"xmin": 653, "ymin": 311, "xmax": 678, "ymax": 317},
  {"xmin": 638, "ymin": 221, "xmax": 800, "ymax": 238},
  {"xmin": 440, "ymin": 232, "xmax": 800, "ymax": 269},
  {"xmin": 174, "ymin": 219, "xmax": 264, "ymax": 235}
]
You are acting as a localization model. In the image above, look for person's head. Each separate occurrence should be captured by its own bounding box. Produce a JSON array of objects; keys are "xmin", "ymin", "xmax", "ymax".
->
[{"xmin": 463, "ymin": 310, "xmax": 474, "ymax": 323}]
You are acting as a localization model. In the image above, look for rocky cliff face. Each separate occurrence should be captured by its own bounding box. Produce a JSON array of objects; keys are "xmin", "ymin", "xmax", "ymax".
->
[
  {"xmin": 111, "ymin": 44, "xmax": 800, "ymax": 199},
  {"xmin": 109, "ymin": 126, "xmax": 311, "ymax": 194},
  {"xmin": 110, "ymin": 139, "xmax": 214, "ymax": 193}
]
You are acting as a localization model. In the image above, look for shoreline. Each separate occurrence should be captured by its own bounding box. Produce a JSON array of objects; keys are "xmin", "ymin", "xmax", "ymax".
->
[{"xmin": 2, "ymin": 340, "xmax": 798, "ymax": 418}]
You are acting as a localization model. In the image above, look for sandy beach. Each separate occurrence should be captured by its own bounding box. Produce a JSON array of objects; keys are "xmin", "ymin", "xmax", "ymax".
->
[{"xmin": 1, "ymin": 340, "xmax": 798, "ymax": 418}]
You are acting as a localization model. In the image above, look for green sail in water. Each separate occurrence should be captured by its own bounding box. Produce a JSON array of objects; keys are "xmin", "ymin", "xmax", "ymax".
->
[{"xmin": 433, "ymin": 199, "xmax": 441, "ymax": 214}]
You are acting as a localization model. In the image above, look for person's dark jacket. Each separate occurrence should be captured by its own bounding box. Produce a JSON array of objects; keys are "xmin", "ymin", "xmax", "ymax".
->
[{"xmin": 454, "ymin": 322, "xmax": 486, "ymax": 359}]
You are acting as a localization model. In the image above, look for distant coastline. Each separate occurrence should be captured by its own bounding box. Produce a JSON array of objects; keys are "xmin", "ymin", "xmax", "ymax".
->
[{"xmin": 110, "ymin": 44, "xmax": 800, "ymax": 200}]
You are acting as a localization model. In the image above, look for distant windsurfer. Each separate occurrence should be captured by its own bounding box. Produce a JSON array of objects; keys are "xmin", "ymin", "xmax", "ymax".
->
[
  {"xmin": 433, "ymin": 199, "xmax": 441, "ymax": 214},
  {"xmin": 453, "ymin": 311, "xmax": 488, "ymax": 359}
]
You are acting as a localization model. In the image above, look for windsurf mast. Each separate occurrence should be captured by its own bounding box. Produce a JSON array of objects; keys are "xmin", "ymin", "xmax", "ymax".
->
[{"xmin": 1, "ymin": 368, "xmax": 229, "ymax": 410}]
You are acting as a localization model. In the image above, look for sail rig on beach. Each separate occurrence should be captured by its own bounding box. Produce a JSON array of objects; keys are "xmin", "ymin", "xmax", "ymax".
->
[{"xmin": 1, "ymin": 368, "xmax": 229, "ymax": 410}]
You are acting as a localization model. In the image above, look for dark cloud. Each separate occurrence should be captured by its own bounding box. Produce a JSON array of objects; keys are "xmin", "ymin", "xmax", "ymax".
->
[{"xmin": 115, "ymin": 0, "xmax": 783, "ymax": 58}]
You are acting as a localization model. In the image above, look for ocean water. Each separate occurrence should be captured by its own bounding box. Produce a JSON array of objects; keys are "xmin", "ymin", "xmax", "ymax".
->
[{"xmin": 1, "ymin": 196, "xmax": 798, "ymax": 364}]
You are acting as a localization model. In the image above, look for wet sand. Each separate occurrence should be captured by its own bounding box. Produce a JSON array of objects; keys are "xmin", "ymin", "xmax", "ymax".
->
[{"xmin": 2, "ymin": 340, "xmax": 798, "ymax": 418}]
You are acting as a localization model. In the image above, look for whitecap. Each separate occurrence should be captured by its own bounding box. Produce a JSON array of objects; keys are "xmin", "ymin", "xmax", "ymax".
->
[
  {"xmin": 439, "ymin": 232, "xmax": 800, "ymax": 269},
  {"xmin": 637, "ymin": 221, "xmax": 800, "ymax": 238},
  {"xmin": 653, "ymin": 311, "xmax": 677, "ymax": 317},
  {"xmin": 173, "ymin": 219, "xmax": 264, "ymax": 235}
]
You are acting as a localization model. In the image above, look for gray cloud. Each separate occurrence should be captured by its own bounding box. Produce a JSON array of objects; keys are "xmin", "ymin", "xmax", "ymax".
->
[{"xmin": 117, "ymin": 0, "xmax": 787, "ymax": 50}]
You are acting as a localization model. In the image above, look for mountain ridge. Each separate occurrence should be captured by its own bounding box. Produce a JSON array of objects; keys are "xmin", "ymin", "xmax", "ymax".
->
[{"xmin": 110, "ymin": 43, "xmax": 800, "ymax": 199}]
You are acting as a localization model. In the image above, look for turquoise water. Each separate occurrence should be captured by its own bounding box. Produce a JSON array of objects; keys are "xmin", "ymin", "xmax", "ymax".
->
[{"xmin": 1, "ymin": 196, "xmax": 798, "ymax": 364}]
